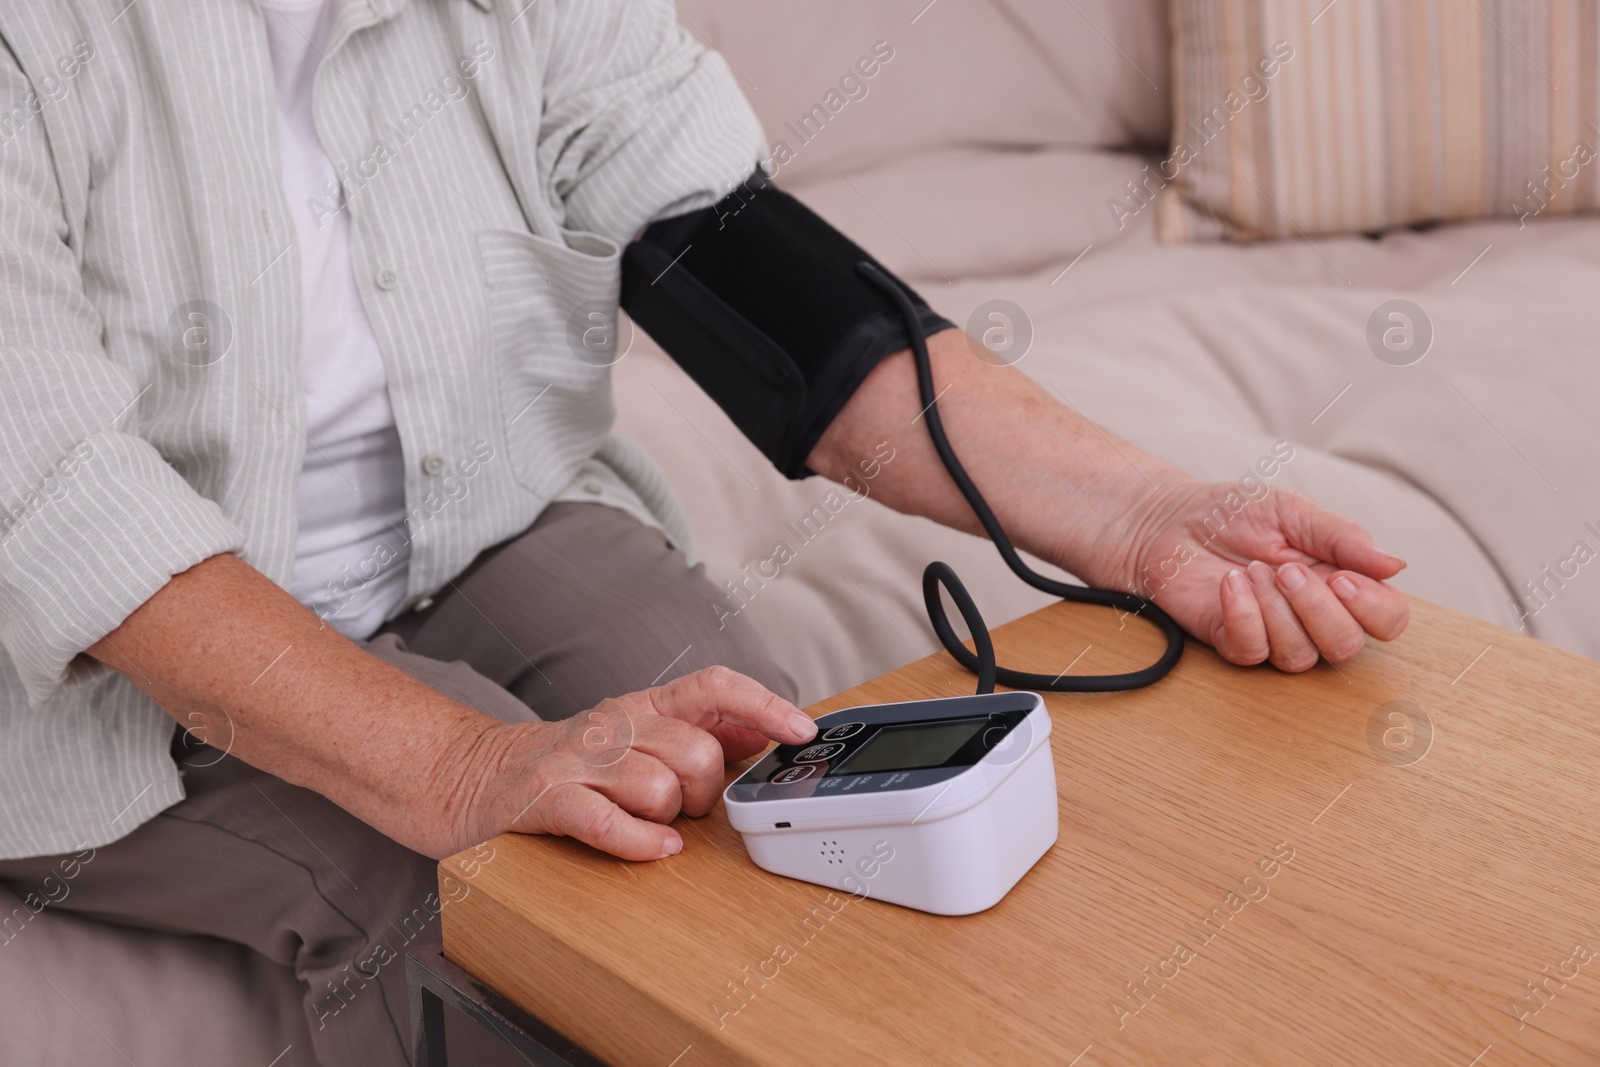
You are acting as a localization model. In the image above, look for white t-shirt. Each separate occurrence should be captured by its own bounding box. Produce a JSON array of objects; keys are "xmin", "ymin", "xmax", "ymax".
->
[{"xmin": 261, "ymin": 0, "xmax": 411, "ymax": 638}]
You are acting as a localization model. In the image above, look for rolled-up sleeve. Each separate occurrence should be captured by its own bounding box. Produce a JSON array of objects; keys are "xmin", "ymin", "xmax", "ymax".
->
[
  {"xmin": 0, "ymin": 54, "xmax": 243, "ymax": 706},
  {"xmin": 536, "ymin": 0, "xmax": 768, "ymax": 244}
]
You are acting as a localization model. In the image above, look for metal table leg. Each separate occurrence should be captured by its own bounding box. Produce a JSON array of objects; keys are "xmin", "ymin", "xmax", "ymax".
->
[{"xmin": 406, "ymin": 943, "xmax": 606, "ymax": 1067}]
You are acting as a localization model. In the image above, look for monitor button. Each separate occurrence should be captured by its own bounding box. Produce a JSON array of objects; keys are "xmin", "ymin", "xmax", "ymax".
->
[
  {"xmin": 820, "ymin": 722, "xmax": 865, "ymax": 741},
  {"xmin": 770, "ymin": 764, "xmax": 819, "ymax": 784},
  {"xmin": 794, "ymin": 742, "xmax": 846, "ymax": 763}
]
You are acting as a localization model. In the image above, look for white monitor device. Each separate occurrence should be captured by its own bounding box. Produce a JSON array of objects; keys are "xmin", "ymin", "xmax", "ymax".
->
[{"xmin": 723, "ymin": 691, "xmax": 1057, "ymax": 915}]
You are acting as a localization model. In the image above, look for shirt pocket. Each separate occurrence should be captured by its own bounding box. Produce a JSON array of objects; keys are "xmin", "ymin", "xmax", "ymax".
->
[{"xmin": 477, "ymin": 226, "xmax": 624, "ymax": 498}]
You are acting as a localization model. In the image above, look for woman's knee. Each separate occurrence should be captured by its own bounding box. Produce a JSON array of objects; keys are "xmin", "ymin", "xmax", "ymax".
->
[
  {"xmin": 506, "ymin": 571, "xmax": 798, "ymax": 717},
  {"xmin": 675, "ymin": 608, "xmax": 799, "ymax": 704}
]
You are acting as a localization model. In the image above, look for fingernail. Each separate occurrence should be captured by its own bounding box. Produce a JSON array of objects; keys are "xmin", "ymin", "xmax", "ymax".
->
[
  {"xmin": 1331, "ymin": 575, "xmax": 1358, "ymax": 600},
  {"xmin": 1277, "ymin": 562, "xmax": 1307, "ymax": 591},
  {"xmin": 787, "ymin": 711, "xmax": 817, "ymax": 739},
  {"xmin": 660, "ymin": 836, "xmax": 682, "ymax": 859},
  {"xmin": 1386, "ymin": 553, "xmax": 1408, "ymax": 571},
  {"xmin": 1225, "ymin": 568, "xmax": 1246, "ymax": 598},
  {"xmin": 1247, "ymin": 560, "xmax": 1273, "ymax": 584}
]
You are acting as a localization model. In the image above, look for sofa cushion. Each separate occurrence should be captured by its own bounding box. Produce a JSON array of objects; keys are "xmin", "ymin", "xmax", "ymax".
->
[
  {"xmin": 675, "ymin": 0, "xmax": 1171, "ymax": 184},
  {"xmin": 787, "ymin": 145, "xmax": 1157, "ymax": 285},
  {"xmin": 1160, "ymin": 0, "xmax": 1600, "ymax": 241}
]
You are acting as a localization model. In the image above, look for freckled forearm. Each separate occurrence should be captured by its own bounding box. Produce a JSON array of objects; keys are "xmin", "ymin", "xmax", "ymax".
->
[
  {"xmin": 805, "ymin": 328, "xmax": 1190, "ymax": 585},
  {"xmin": 87, "ymin": 552, "xmax": 496, "ymax": 846}
]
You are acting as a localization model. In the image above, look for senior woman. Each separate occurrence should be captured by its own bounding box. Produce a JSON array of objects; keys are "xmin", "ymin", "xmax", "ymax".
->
[{"xmin": 0, "ymin": 1, "xmax": 1406, "ymax": 1063}]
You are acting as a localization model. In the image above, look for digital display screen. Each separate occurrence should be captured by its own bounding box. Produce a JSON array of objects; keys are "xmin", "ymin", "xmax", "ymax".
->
[{"xmin": 833, "ymin": 718, "xmax": 988, "ymax": 775}]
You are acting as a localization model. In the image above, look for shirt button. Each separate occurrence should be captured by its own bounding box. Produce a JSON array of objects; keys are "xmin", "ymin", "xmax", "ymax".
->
[
  {"xmin": 413, "ymin": 596, "xmax": 435, "ymax": 613},
  {"xmin": 421, "ymin": 454, "xmax": 446, "ymax": 476},
  {"xmin": 375, "ymin": 268, "xmax": 400, "ymax": 291},
  {"xmin": 582, "ymin": 480, "xmax": 603, "ymax": 495}
]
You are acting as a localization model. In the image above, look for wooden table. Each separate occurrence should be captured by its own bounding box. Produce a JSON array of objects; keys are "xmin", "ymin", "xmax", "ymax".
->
[{"xmin": 439, "ymin": 597, "xmax": 1600, "ymax": 1066}]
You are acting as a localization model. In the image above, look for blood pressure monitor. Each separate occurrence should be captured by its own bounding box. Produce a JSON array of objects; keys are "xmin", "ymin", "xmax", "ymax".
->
[{"xmin": 724, "ymin": 692, "xmax": 1057, "ymax": 915}]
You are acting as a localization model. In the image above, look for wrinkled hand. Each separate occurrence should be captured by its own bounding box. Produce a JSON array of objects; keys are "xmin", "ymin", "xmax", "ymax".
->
[
  {"xmin": 1109, "ymin": 480, "xmax": 1410, "ymax": 671},
  {"xmin": 462, "ymin": 667, "xmax": 815, "ymax": 862}
]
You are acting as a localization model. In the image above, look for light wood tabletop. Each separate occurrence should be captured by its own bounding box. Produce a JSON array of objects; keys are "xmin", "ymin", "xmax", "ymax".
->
[{"xmin": 440, "ymin": 597, "xmax": 1600, "ymax": 1066}]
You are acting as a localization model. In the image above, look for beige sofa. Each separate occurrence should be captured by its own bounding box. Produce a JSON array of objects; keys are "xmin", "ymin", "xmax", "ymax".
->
[{"xmin": 8, "ymin": 2, "xmax": 1598, "ymax": 1063}]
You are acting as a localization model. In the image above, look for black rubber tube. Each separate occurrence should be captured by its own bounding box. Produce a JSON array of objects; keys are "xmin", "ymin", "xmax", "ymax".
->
[{"xmin": 858, "ymin": 262, "xmax": 1185, "ymax": 695}]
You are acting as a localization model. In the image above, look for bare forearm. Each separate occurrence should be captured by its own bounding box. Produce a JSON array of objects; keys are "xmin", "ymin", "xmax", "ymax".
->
[
  {"xmin": 88, "ymin": 553, "xmax": 497, "ymax": 855},
  {"xmin": 808, "ymin": 327, "xmax": 1411, "ymax": 671},
  {"xmin": 807, "ymin": 328, "xmax": 1187, "ymax": 586},
  {"xmin": 85, "ymin": 553, "xmax": 819, "ymax": 863}
]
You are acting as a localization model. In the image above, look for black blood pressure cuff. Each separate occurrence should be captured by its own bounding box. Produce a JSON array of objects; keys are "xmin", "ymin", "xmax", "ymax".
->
[{"xmin": 620, "ymin": 172, "xmax": 955, "ymax": 479}]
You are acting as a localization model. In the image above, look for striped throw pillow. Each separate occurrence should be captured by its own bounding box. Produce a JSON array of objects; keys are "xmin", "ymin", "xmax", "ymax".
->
[{"xmin": 1155, "ymin": 0, "xmax": 1600, "ymax": 241}]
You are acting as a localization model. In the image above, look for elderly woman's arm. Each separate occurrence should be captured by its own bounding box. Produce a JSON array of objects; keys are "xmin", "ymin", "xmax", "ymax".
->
[
  {"xmin": 807, "ymin": 328, "xmax": 1410, "ymax": 672},
  {"xmin": 88, "ymin": 553, "xmax": 815, "ymax": 862}
]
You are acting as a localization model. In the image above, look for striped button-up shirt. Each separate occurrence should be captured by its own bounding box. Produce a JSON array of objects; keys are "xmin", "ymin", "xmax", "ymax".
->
[{"xmin": 0, "ymin": 0, "xmax": 765, "ymax": 858}]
